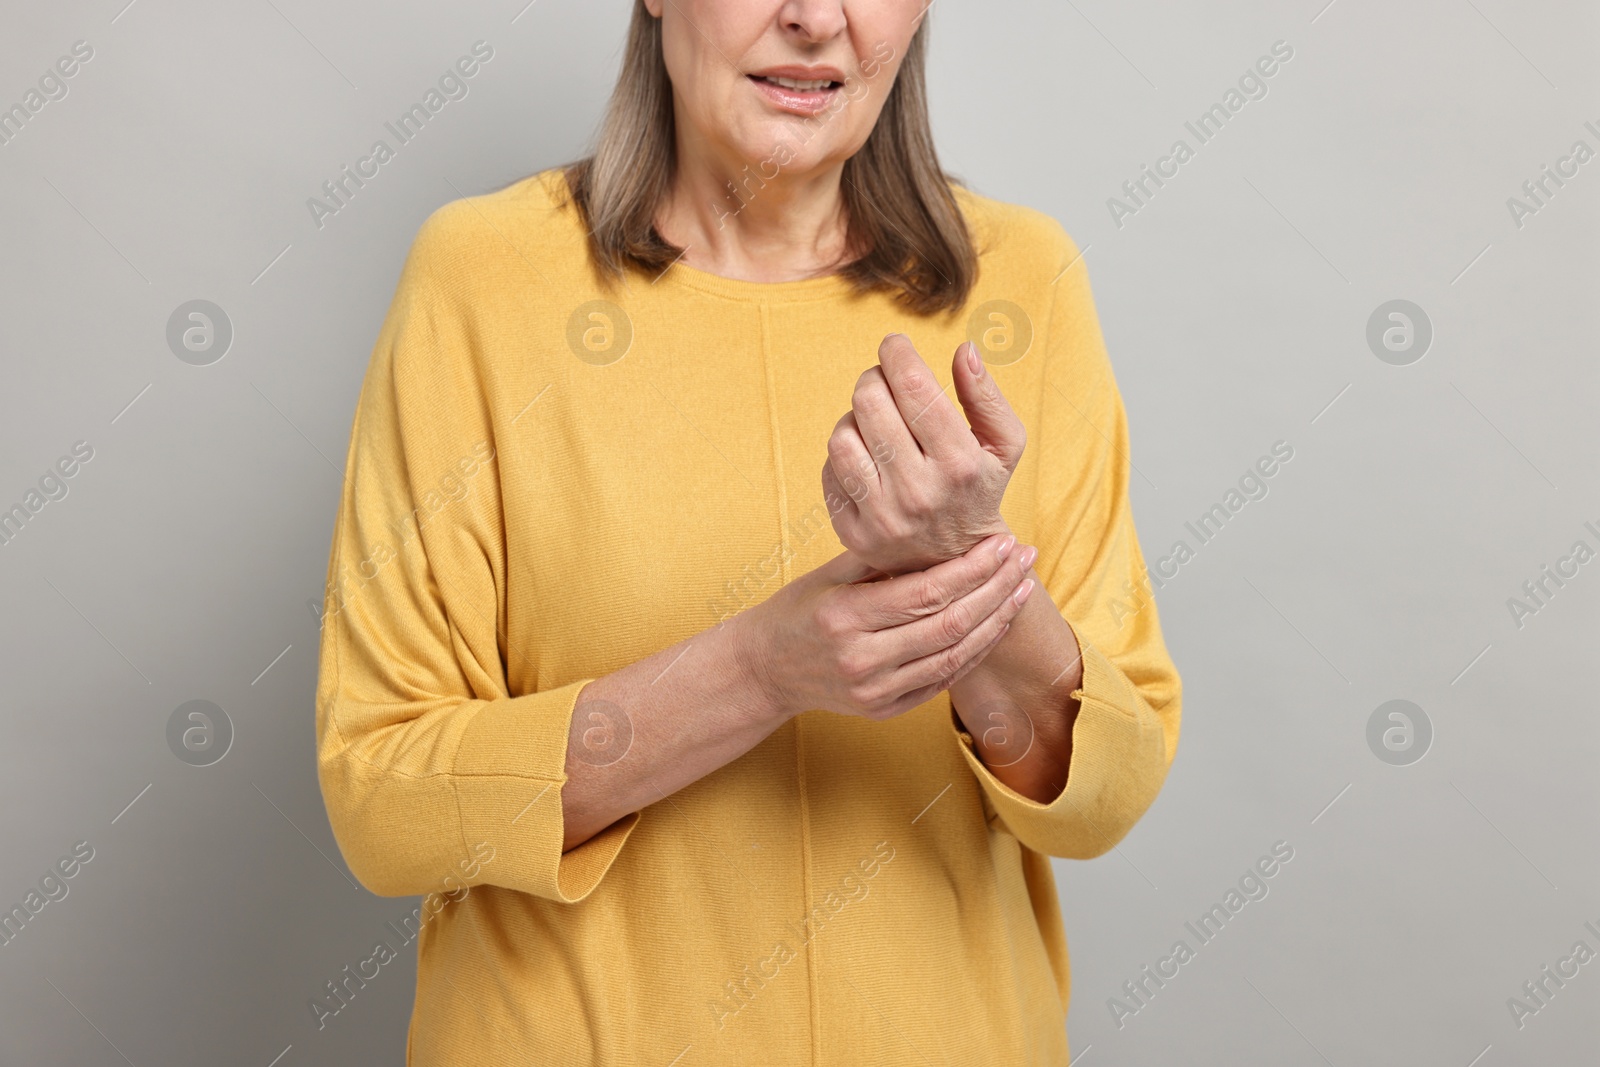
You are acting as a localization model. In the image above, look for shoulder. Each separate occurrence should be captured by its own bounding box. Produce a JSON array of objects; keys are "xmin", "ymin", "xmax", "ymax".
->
[
  {"xmin": 950, "ymin": 183, "xmax": 1082, "ymax": 284},
  {"xmin": 948, "ymin": 184, "xmax": 1113, "ymax": 398},
  {"xmin": 948, "ymin": 184, "xmax": 1100, "ymax": 366},
  {"xmin": 400, "ymin": 168, "xmax": 588, "ymax": 295}
]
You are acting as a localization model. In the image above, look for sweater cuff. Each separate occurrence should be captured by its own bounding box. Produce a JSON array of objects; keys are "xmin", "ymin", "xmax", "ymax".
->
[
  {"xmin": 949, "ymin": 637, "xmax": 1163, "ymax": 859},
  {"xmin": 454, "ymin": 679, "xmax": 641, "ymax": 903}
]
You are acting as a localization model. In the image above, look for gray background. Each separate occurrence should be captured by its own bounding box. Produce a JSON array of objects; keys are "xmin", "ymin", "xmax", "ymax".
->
[{"xmin": 1, "ymin": 1, "xmax": 1595, "ymax": 1064}]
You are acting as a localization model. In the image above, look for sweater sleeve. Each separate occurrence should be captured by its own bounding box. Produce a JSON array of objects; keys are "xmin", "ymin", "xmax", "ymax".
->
[
  {"xmin": 314, "ymin": 205, "xmax": 639, "ymax": 903},
  {"xmin": 950, "ymin": 221, "xmax": 1182, "ymax": 860}
]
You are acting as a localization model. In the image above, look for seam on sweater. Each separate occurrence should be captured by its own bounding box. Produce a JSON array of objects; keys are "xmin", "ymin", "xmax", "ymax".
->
[
  {"xmin": 758, "ymin": 307, "xmax": 793, "ymax": 590},
  {"xmin": 759, "ymin": 301, "xmax": 819, "ymax": 1066}
]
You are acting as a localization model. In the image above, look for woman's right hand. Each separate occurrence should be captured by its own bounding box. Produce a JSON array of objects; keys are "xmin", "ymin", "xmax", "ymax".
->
[{"xmin": 740, "ymin": 531, "xmax": 1038, "ymax": 722}]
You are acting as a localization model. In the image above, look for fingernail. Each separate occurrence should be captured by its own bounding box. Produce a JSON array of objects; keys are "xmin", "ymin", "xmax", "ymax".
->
[
  {"xmin": 997, "ymin": 534, "xmax": 1016, "ymax": 561},
  {"xmin": 1019, "ymin": 544, "xmax": 1038, "ymax": 569},
  {"xmin": 967, "ymin": 343, "xmax": 982, "ymax": 376},
  {"xmin": 1013, "ymin": 579, "xmax": 1034, "ymax": 606}
]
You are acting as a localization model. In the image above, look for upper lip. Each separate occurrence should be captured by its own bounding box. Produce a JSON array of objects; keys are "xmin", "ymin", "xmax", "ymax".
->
[{"xmin": 748, "ymin": 65, "xmax": 846, "ymax": 84}]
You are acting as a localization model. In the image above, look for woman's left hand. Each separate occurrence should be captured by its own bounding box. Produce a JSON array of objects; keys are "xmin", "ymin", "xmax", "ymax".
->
[{"xmin": 822, "ymin": 333, "xmax": 1027, "ymax": 577}]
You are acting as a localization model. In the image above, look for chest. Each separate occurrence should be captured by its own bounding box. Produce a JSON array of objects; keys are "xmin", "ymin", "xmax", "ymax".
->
[{"xmin": 488, "ymin": 290, "xmax": 1042, "ymax": 686}]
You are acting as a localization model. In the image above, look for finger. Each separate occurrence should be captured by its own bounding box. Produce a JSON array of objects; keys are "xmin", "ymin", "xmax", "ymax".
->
[
  {"xmin": 881, "ymin": 540, "xmax": 1035, "ymax": 667},
  {"xmin": 825, "ymin": 410, "xmax": 880, "ymax": 502},
  {"xmin": 850, "ymin": 531, "xmax": 1017, "ymax": 629},
  {"xmin": 952, "ymin": 340, "xmax": 1026, "ymax": 470},
  {"xmin": 884, "ymin": 567, "xmax": 1031, "ymax": 696},
  {"xmin": 851, "ymin": 364, "xmax": 918, "ymax": 469},
  {"xmin": 944, "ymin": 622, "xmax": 1012, "ymax": 687},
  {"xmin": 877, "ymin": 333, "xmax": 970, "ymax": 460},
  {"xmin": 879, "ymin": 623, "xmax": 1010, "ymax": 719}
]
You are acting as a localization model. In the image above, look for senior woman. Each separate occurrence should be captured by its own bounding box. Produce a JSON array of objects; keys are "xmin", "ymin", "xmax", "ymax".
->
[{"xmin": 315, "ymin": 1, "xmax": 1180, "ymax": 1063}]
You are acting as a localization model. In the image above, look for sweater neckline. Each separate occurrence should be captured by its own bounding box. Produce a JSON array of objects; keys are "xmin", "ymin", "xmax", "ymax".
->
[
  {"xmin": 655, "ymin": 255, "xmax": 856, "ymax": 304},
  {"xmin": 538, "ymin": 167, "xmax": 861, "ymax": 304}
]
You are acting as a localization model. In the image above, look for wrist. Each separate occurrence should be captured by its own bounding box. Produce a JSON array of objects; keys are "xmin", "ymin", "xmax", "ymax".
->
[
  {"xmin": 947, "ymin": 518, "xmax": 1014, "ymax": 570},
  {"xmin": 874, "ymin": 519, "xmax": 1016, "ymax": 578},
  {"xmin": 978, "ymin": 517, "xmax": 1014, "ymax": 546},
  {"xmin": 721, "ymin": 608, "xmax": 796, "ymax": 728}
]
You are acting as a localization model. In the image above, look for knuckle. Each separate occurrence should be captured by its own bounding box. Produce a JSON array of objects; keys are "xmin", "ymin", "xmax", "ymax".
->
[
  {"xmin": 1009, "ymin": 429, "xmax": 1028, "ymax": 464},
  {"xmin": 936, "ymin": 644, "xmax": 968, "ymax": 681},
  {"xmin": 938, "ymin": 602, "xmax": 973, "ymax": 644},
  {"xmin": 852, "ymin": 390, "xmax": 886, "ymax": 418},
  {"xmin": 814, "ymin": 604, "xmax": 847, "ymax": 641},
  {"xmin": 870, "ymin": 511, "xmax": 908, "ymax": 543},
  {"xmin": 836, "ymin": 648, "xmax": 872, "ymax": 683},
  {"xmin": 899, "ymin": 370, "xmax": 933, "ymax": 401},
  {"xmin": 846, "ymin": 680, "xmax": 879, "ymax": 708},
  {"xmin": 883, "ymin": 510, "xmax": 917, "ymax": 540},
  {"xmin": 900, "ymin": 482, "xmax": 932, "ymax": 517},
  {"xmin": 914, "ymin": 577, "xmax": 946, "ymax": 615},
  {"xmin": 944, "ymin": 459, "xmax": 974, "ymax": 488}
]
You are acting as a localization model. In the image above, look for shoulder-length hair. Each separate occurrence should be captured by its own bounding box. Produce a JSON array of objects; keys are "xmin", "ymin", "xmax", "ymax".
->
[{"xmin": 556, "ymin": 0, "xmax": 976, "ymax": 316}]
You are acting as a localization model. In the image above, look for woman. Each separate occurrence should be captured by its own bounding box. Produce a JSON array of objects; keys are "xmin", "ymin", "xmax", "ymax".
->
[{"xmin": 315, "ymin": 1, "xmax": 1181, "ymax": 1062}]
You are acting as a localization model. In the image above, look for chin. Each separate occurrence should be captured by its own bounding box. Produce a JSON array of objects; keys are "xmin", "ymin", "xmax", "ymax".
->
[{"xmin": 729, "ymin": 127, "xmax": 845, "ymax": 177}]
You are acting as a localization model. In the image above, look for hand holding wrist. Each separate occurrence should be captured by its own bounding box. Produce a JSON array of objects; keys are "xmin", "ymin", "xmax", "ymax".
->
[{"xmin": 823, "ymin": 335, "xmax": 1026, "ymax": 578}]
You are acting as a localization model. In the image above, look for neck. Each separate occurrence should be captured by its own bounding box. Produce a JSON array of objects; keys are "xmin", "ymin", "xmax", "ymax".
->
[{"xmin": 657, "ymin": 133, "xmax": 854, "ymax": 283}]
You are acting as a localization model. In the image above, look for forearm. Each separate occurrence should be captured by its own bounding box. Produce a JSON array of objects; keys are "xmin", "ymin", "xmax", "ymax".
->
[
  {"xmin": 948, "ymin": 536, "xmax": 1084, "ymax": 804},
  {"xmin": 561, "ymin": 614, "xmax": 788, "ymax": 850}
]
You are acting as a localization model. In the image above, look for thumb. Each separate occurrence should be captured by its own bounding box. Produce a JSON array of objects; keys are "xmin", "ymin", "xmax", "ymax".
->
[
  {"xmin": 817, "ymin": 547, "xmax": 886, "ymax": 587},
  {"xmin": 952, "ymin": 341, "xmax": 1025, "ymax": 469}
]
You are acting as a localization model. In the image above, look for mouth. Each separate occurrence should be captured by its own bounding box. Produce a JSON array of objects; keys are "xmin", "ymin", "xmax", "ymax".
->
[
  {"xmin": 749, "ymin": 74, "xmax": 843, "ymax": 92},
  {"xmin": 746, "ymin": 72, "xmax": 846, "ymax": 114}
]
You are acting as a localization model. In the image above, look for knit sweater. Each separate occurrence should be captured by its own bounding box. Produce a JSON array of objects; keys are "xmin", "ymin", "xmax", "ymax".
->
[{"xmin": 314, "ymin": 167, "xmax": 1181, "ymax": 1065}]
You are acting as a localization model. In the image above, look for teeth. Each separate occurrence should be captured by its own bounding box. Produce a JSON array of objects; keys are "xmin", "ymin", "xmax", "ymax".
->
[{"xmin": 763, "ymin": 76, "xmax": 833, "ymax": 91}]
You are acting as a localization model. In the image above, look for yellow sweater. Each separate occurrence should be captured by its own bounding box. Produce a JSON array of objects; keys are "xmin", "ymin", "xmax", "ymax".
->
[{"xmin": 315, "ymin": 168, "xmax": 1181, "ymax": 1065}]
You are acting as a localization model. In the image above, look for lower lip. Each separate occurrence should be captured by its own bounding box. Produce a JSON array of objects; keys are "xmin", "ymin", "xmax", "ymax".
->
[{"xmin": 748, "ymin": 76, "xmax": 840, "ymax": 115}]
